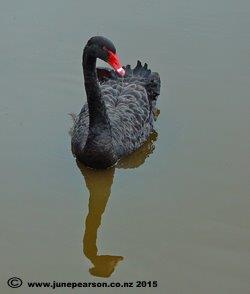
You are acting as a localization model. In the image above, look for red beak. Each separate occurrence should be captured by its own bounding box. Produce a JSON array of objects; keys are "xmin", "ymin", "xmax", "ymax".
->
[{"xmin": 107, "ymin": 51, "xmax": 125, "ymax": 77}]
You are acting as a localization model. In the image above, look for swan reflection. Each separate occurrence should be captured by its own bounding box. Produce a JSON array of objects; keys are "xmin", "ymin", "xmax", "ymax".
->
[{"xmin": 76, "ymin": 131, "xmax": 158, "ymax": 278}]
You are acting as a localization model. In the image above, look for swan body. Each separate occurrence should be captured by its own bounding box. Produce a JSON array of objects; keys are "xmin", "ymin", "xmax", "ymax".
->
[{"xmin": 71, "ymin": 36, "xmax": 161, "ymax": 169}]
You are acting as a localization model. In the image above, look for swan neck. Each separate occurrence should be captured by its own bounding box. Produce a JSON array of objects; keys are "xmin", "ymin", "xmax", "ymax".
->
[
  {"xmin": 82, "ymin": 50, "xmax": 109, "ymax": 127},
  {"xmin": 81, "ymin": 49, "xmax": 117, "ymax": 168}
]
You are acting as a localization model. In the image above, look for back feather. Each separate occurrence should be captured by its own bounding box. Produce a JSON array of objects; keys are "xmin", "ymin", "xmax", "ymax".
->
[{"xmin": 97, "ymin": 60, "xmax": 161, "ymax": 100}]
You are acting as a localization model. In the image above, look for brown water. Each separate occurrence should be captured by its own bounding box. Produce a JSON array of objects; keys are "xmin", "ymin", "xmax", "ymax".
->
[{"xmin": 0, "ymin": 0, "xmax": 250, "ymax": 293}]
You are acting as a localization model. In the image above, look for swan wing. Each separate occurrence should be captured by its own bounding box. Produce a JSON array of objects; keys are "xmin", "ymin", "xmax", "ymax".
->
[{"xmin": 101, "ymin": 81, "xmax": 153, "ymax": 157}]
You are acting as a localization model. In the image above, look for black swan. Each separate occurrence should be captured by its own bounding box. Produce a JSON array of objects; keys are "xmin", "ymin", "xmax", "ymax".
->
[{"xmin": 71, "ymin": 36, "xmax": 161, "ymax": 169}]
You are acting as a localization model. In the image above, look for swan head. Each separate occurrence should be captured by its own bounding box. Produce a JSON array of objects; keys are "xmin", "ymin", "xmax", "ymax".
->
[{"xmin": 85, "ymin": 36, "xmax": 125, "ymax": 77}]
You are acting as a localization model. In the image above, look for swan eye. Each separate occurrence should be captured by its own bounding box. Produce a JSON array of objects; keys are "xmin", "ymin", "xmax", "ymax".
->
[{"xmin": 102, "ymin": 46, "xmax": 108, "ymax": 51}]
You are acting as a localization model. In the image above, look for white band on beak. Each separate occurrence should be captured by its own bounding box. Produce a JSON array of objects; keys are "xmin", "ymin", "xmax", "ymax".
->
[{"xmin": 116, "ymin": 67, "xmax": 125, "ymax": 77}]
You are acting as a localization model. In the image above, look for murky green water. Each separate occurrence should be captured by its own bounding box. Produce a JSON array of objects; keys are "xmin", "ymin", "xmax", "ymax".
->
[{"xmin": 0, "ymin": 0, "xmax": 249, "ymax": 293}]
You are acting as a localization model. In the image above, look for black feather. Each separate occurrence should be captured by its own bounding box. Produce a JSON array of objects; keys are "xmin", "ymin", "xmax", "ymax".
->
[{"xmin": 72, "ymin": 61, "xmax": 161, "ymax": 166}]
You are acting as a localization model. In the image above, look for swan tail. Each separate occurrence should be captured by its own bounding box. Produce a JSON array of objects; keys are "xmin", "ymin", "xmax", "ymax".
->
[
  {"xmin": 124, "ymin": 61, "xmax": 161, "ymax": 100},
  {"xmin": 124, "ymin": 60, "xmax": 151, "ymax": 78}
]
